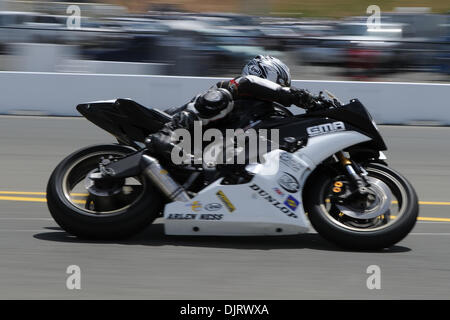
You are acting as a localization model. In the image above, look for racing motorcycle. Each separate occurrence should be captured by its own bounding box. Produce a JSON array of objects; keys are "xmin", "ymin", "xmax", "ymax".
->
[{"xmin": 46, "ymin": 92, "xmax": 419, "ymax": 250}]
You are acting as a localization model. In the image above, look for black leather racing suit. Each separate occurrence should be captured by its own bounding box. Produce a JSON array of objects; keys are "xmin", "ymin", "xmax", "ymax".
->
[{"xmin": 147, "ymin": 75, "xmax": 316, "ymax": 161}]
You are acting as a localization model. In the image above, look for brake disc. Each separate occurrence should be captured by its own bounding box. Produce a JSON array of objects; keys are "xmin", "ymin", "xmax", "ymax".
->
[{"xmin": 336, "ymin": 176, "xmax": 393, "ymax": 220}]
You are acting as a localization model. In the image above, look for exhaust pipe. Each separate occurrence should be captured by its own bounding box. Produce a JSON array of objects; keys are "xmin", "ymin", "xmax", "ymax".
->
[{"xmin": 141, "ymin": 155, "xmax": 190, "ymax": 202}]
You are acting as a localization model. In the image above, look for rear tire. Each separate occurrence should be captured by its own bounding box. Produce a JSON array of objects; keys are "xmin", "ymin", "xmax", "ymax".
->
[
  {"xmin": 47, "ymin": 144, "xmax": 163, "ymax": 240},
  {"xmin": 304, "ymin": 163, "xmax": 419, "ymax": 250}
]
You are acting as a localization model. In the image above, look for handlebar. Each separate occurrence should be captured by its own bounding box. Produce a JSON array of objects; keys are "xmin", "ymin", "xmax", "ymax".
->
[{"xmin": 307, "ymin": 91, "xmax": 342, "ymax": 111}]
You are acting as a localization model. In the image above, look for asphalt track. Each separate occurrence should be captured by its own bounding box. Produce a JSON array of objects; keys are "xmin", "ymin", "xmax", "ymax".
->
[{"xmin": 0, "ymin": 115, "xmax": 450, "ymax": 299}]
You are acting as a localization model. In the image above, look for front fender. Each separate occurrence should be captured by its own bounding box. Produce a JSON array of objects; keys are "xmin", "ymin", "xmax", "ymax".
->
[{"xmin": 294, "ymin": 130, "xmax": 372, "ymax": 166}]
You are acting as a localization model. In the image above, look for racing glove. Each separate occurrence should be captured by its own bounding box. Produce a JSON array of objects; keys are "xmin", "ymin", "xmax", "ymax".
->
[{"xmin": 289, "ymin": 87, "xmax": 317, "ymax": 109}]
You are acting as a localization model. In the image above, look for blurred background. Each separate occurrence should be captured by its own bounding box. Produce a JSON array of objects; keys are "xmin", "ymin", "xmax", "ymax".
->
[
  {"xmin": 0, "ymin": 0, "xmax": 448, "ymax": 82},
  {"xmin": 1, "ymin": 1, "xmax": 450, "ymax": 300}
]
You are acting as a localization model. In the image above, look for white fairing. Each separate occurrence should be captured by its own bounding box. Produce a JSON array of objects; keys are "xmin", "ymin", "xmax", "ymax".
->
[{"xmin": 163, "ymin": 131, "xmax": 371, "ymax": 236}]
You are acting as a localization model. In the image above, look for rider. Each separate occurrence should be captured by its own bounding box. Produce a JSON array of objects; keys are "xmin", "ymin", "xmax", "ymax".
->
[{"xmin": 146, "ymin": 55, "xmax": 319, "ymax": 161}]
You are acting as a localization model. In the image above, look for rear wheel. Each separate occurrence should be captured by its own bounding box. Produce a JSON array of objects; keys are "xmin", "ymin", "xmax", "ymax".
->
[
  {"xmin": 304, "ymin": 163, "xmax": 419, "ymax": 250},
  {"xmin": 47, "ymin": 144, "xmax": 163, "ymax": 239}
]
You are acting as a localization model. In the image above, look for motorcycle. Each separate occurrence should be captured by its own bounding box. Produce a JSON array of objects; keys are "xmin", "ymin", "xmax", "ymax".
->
[{"xmin": 46, "ymin": 92, "xmax": 419, "ymax": 250}]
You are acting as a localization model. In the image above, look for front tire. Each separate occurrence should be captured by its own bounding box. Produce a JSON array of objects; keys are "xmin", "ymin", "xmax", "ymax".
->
[
  {"xmin": 304, "ymin": 163, "xmax": 419, "ymax": 250},
  {"xmin": 47, "ymin": 144, "xmax": 163, "ymax": 240}
]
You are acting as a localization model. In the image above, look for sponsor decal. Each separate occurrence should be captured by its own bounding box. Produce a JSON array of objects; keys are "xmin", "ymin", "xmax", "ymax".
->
[
  {"xmin": 167, "ymin": 213, "xmax": 196, "ymax": 220},
  {"xmin": 284, "ymin": 195, "xmax": 299, "ymax": 211},
  {"xmin": 204, "ymin": 203, "xmax": 222, "ymax": 211},
  {"xmin": 279, "ymin": 152, "xmax": 303, "ymax": 172},
  {"xmin": 186, "ymin": 200, "xmax": 202, "ymax": 212},
  {"xmin": 248, "ymin": 64, "xmax": 262, "ymax": 76},
  {"xmin": 166, "ymin": 213, "xmax": 223, "ymax": 221},
  {"xmin": 216, "ymin": 190, "xmax": 236, "ymax": 212},
  {"xmin": 306, "ymin": 121, "xmax": 346, "ymax": 137},
  {"xmin": 273, "ymin": 187, "xmax": 285, "ymax": 196},
  {"xmin": 229, "ymin": 78, "xmax": 239, "ymax": 92},
  {"xmin": 199, "ymin": 214, "xmax": 223, "ymax": 220},
  {"xmin": 249, "ymin": 184, "xmax": 298, "ymax": 218},
  {"xmin": 277, "ymin": 172, "xmax": 299, "ymax": 193}
]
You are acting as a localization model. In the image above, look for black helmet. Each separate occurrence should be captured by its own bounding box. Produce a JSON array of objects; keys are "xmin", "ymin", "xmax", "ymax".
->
[{"xmin": 242, "ymin": 55, "xmax": 291, "ymax": 87}]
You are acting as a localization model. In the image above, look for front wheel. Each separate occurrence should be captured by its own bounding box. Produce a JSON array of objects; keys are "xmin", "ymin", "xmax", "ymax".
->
[
  {"xmin": 304, "ymin": 163, "xmax": 419, "ymax": 250},
  {"xmin": 47, "ymin": 144, "xmax": 163, "ymax": 240}
]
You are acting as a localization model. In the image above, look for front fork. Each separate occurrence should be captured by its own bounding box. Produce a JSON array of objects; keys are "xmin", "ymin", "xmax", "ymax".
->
[{"xmin": 336, "ymin": 152, "xmax": 370, "ymax": 195}]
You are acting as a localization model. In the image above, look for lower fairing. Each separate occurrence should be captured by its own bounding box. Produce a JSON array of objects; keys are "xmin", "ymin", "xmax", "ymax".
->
[{"xmin": 163, "ymin": 130, "xmax": 371, "ymax": 236}]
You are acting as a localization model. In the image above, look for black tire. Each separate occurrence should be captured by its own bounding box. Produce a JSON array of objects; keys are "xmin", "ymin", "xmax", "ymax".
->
[
  {"xmin": 46, "ymin": 144, "xmax": 163, "ymax": 240},
  {"xmin": 304, "ymin": 163, "xmax": 419, "ymax": 250}
]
